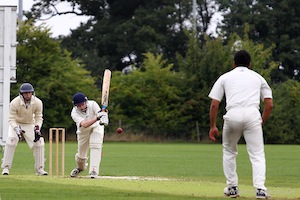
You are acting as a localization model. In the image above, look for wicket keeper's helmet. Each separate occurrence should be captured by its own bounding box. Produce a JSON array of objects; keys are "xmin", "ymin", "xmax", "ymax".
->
[
  {"xmin": 73, "ymin": 92, "xmax": 87, "ymax": 105},
  {"xmin": 20, "ymin": 83, "xmax": 34, "ymax": 94}
]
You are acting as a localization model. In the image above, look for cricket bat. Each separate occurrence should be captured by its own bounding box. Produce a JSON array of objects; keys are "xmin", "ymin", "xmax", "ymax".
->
[{"xmin": 101, "ymin": 69, "xmax": 112, "ymax": 111}]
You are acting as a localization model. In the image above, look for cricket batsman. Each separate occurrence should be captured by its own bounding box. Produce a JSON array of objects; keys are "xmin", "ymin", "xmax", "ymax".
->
[{"xmin": 70, "ymin": 92, "xmax": 108, "ymax": 178}]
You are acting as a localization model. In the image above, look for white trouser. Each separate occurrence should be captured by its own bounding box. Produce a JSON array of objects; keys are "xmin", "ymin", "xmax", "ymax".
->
[
  {"xmin": 1, "ymin": 124, "xmax": 45, "ymax": 171},
  {"xmin": 76, "ymin": 124, "xmax": 104, "ymax": 174},
  {"xmin": 8, "ymin": 124, "xmax": 36, "ymax": 148},
  {"xmin": 222, "ymin": 107, "xmax": 267, "ymax": 190}
]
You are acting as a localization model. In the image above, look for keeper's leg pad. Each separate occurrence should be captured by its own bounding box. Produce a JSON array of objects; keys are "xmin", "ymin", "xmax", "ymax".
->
[
  {"xmin": 75, "ymin": 153, "xmax": 88, "ymax": 171},
  {"xmin": 1, "ymin": 137, "xmax": 18, "ymax": 169},
  {"xmin": 33, "ymin": 137, "xmax": 45, "ymax": 170},
  {"xmin": 89, "ymin": 132, "xmax": 103, "ymax": 174}
]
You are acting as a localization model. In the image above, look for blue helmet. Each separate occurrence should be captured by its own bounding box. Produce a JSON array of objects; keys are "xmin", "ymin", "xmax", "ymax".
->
[
  {"xmin": 20, "ymin": 83, "xmax": 34, "ymax": 94},
  {"xmin": 72, "ymin": 92, "xmax": 87, "ymax": 105}
]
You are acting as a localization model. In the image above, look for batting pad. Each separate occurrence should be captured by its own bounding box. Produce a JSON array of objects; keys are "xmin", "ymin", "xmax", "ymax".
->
[
  {"xmin": 33, "ymin": 137, "xmax": 45, "ymax": 170},
  {"xmin": 88, "ymin": 129, "xmax": 103, "ymax": 174},
  {"xmin": 89, "ymin": 148, "xmax": 102, "ymax": 174},
  {"xmin": 1, "ymin": 137, "xmax": 18, "ymax": 169}
]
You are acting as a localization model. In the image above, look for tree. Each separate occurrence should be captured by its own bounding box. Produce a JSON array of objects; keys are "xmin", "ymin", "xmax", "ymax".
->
[
  {"xmin": 108, "ymin": 28, "xmax": 278, "ymax": 141},
  {"xmin": 23, "ymin": 1, "xmax": 299, "ymax": 143},
  {"xmin": 27, "ymin": 0, "xmax": 218, "ymax": 84},
  {"xmin": 109, "ymin": 52, "xmax": 188, "ymax": 138},
  {"xmin": 176, "ymin": 27, "xmax": 276, "ymax": 141},
  {"xmin": 15, "ymin": 21, "xmax": 99, "ymax": 131},
  {"xmin": 176, "ymin": 30, "xmax": 232, "ymax": 140},
  {"xmin": 264, "ymin": 80, "xmax": 300, "ymax": 144},
  {"xmin": 216, "ymin": 0, "xmax": 300, "ymax": 82}
]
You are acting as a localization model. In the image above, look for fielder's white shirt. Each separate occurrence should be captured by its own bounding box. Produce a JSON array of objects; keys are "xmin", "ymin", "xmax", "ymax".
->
[
  {"xmin": 208, "ymin": 67, "xmax": 272, "ymax": 111},
  {"xmin": 71, "ymin": 100, "xmax": 101, "ymax": 132}
]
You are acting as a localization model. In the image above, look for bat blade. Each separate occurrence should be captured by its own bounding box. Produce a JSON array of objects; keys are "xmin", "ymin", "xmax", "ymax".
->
[{"xmin": 101, "ymin": 69, "xmax": 111, "ymax": 110}]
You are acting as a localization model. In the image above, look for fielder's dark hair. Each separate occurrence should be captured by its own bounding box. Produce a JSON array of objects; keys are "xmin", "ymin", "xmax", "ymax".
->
[{"xmin": 234, "ymin": 50, "xmax": 251, "ymax": 67}]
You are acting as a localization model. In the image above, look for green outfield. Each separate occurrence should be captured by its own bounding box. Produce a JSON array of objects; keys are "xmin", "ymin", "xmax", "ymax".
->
[{"xmin": 0, "ymin": 142, "xmax": 299, "ymax": 199}]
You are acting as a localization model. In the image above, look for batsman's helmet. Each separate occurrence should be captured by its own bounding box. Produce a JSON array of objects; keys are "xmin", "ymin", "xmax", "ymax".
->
[
  {"xmin": 73, "ymin": 92, "xmax": 87, "ymax": 105},
  {"xmin": 20, "ymin": 83, "xmax": 34, "ymax": 94}
]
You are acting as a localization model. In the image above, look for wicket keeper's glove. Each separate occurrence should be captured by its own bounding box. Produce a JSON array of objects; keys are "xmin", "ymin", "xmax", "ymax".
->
[
  {"xmin": 14, "ymin": 126, "xmax": 25, "ymax": 141},
  {"xmin": 34, "ymin": 125, "xmax": 42, "ymax": 142}
]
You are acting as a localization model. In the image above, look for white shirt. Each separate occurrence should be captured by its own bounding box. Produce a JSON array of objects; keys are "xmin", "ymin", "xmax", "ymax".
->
[
  {"xmin": 71, "ymin": 100, "xmax": 101, "ymax": 131},
  {"xmin": 208, "ymin": 67, "xmax": 272, "ymax": 111},
  {"xmin": 9, "ymin": 95, "xmax": 43, "ymax": 129}
]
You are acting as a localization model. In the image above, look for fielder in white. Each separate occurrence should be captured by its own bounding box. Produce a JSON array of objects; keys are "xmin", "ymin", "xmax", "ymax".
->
[
  {"xmin": 70, "ymin": 92, "xmax": 108, "ymax": 178},
  {"xmin": 208, "ymin": 50, "xmax": 273, "ymax": 199},
  {"xmin": 1, "ymin": 83, "xmax": 48, "ymax": 176}
]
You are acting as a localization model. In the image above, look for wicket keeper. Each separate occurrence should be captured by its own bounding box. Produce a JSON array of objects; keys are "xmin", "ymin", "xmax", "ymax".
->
[{"xmin": 1, "ymin": 83, "xmax": 48, "ymax": 176}]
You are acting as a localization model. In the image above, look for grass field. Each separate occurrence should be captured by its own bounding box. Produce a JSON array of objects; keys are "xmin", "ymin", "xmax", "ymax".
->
[{"xmin": 0, "ymin": 142, "xmax": 299, "ymax": 199}]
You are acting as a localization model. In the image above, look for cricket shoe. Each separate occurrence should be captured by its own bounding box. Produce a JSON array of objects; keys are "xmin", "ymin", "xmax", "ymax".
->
[
  {"xmin": 2, "ymin": 166, "xmax": 9, "ymax": 175},
  {"xmin": 256, "ymin": 188, "xmax": 271, "ymax": 199},
  {"xmin": 89, "ymin": 171, "xmax": 98, "ymax": 179},
  {"xmin": 36, "ymin": 168, "xmax": 48, "ymax": 176},
  {"xmin": 224, "ymin": 186, "xmax": 240, "ymax": 198},
  {"xmin": 70, "ymin": 168, "xmax": 82, "ymax": 177}
]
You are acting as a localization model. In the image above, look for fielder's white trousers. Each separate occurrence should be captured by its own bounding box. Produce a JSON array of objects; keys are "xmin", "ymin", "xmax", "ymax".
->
[{"xmin": 222, "ymin": 107, "xmax": 267, "ymax": 190}]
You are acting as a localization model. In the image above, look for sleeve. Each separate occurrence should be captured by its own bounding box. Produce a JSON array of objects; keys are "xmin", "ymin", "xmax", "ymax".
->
[
  {"xmin": 8, "ymin": 98, "xmax": 18, "ymax": 129},
  {"xmin": 71, "ymin": 108, "xmax": 85, "ymax": 127},
  {"xmin": 260, "ymin": 78, "xmax": 273, "ymax": 100},
  {"xmin": 92, "ymin": 100, "xmax": 101, "ymax": 114},
  {"xmin": 208, "ymin": 77, "xmax": 224, "ymax": 102},
  {"xmin": 34, "ymin": 98, "xmax": 44, "ymax": 128}
]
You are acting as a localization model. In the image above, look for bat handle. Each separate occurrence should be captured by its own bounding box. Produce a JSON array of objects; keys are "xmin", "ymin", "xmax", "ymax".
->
[{"xmin": 101, "ymin": 106, "xmax": 107, "ymax": 112}]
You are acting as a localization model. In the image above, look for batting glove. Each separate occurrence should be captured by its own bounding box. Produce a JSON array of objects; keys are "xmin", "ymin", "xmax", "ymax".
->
[
  {"xmin": 34, "ymin": 125, "xmax": 42, "ymax": 142},
  {"xmin": 14, "ymin": 126, "xmax": 25, "ymax": 141},
  {"xmin": 97, "ymin": 111, "xmax": 109, "ymax": 126}
]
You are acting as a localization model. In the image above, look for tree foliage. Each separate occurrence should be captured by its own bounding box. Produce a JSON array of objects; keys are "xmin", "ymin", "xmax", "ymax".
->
[
  {"xmin": 175, "ymin": 28, "xmax": 276, "ymax": 141},
  {"xmin": 216, "ymin": 0, "xmax": 300, "ymax": 82},
  {"xmin": 264, "ymin": 80, "xmax": 300, "ymax": 144},
  {"xmin": 20, "ymin": 1, "xmax": 300, "ymax": 143},
  {"xmin": 107, "ymin": 29, "xmax": 279, "ymax": 141},
  {"xmin": 28, "ymin": 0, "xmax": 218, "ymax": 82},
  {"xmin": 109, "ymin": 53, "xmax": 188, "ymax": 138},
  {"xmin": 15, "ymin": 21, "xmax": 100, "ymax": 131}
]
